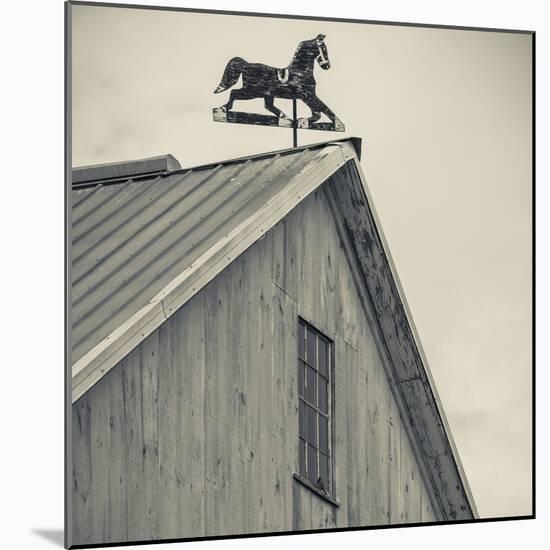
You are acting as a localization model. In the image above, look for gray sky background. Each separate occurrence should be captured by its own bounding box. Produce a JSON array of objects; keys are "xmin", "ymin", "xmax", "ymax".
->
[{"xmin": 71, "ymin": 4, "xmax": 532, "ymax": 518}]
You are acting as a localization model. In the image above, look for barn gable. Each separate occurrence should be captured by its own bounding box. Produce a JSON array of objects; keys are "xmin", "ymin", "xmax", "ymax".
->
[{"xmin": 70, "ymin": 138, "xmax": 476, "ymax": 532}]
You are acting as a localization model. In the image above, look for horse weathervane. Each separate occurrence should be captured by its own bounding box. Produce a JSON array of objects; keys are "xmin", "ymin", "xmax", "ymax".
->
[{"xmin": 212, "ymin": 34, "xmax": 345, "ymax": 147}]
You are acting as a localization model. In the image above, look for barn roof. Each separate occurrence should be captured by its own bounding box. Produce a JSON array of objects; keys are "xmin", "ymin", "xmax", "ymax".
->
[{"xmin": 70, "ymin": 137, "xmax": 477, "ymax": 521}]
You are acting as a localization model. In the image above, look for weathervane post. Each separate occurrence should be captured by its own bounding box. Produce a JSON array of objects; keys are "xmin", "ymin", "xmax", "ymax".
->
[
  {"xmin": 212, "ymin": 34, "xmax": 345, "ymax": 146},
  {"xmin": 292, "ymin": 98, "xmax": 298, "ymax": 148}
]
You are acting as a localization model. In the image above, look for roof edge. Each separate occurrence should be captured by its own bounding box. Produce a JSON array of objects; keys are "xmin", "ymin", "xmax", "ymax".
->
[{"xmin": 163, "ymin": 137, "xmax": 362, "ymax": 175}]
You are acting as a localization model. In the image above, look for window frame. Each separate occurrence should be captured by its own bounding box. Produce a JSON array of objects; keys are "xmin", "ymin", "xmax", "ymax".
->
[{"xmin": 296, "ymin": 317, "xmax": 336, "ymax": 504}]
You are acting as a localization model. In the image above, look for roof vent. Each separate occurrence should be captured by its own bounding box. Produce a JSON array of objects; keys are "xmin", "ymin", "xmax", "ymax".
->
[{"xmin": 72, "ymin": 154, "xmax": 182, "ymax": 187}]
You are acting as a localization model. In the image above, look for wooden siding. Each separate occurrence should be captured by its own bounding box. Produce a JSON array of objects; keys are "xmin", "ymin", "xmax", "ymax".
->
[{"xmin": 72, "ymin": 186, "xmax": 437, "ymax": 546}]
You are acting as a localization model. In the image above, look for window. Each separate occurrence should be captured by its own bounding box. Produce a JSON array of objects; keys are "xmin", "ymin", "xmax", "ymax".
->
[{"xmin": 297, "ymin": 318, "xmax": 333, "ymax": 495}]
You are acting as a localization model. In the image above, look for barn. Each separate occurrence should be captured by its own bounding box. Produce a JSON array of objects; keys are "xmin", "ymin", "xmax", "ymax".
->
[{"xmin": 69, "ymin": 137, "xmax": 477, "ymax": 546}]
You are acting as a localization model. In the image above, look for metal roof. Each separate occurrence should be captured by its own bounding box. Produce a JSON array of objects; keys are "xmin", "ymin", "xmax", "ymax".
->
[{"xmin": 72, "ymin": 143, "xmax": 333, "ymax": 365}]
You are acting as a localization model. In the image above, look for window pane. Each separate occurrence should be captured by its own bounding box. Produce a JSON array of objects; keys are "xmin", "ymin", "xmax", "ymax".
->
[
  {"xmin": 318, "ymin": 377, "xmax": 328, "ymax": 414},
  {"xmin": 299, "ymin": 399, "xmax": 306, "ymax": 437},
  {"xmin": 298, "ymin": 360, "xmax": 305, "ymax": 397},
  {"xmin": 307, "ymin": 404, "xmax": 317, "ymax": 445},
  {"xmin": 318, "ymin": 338, "xmax": 328, "ymax": 377},
  {"xmin": 319, "ymin": 415, "xmax": 328, "ymax": 453},
  {"xmin": 299, "ymin": 438, "xmax": 306, "ymax": 475},
  {"xmin": 307, "ymin": 444, "xmax": 317, "ymax": 483},
  {"xmin": 306, "ymin": 366, "xmax": 316, "ymax": 404},
  {"xmin": 307, "ymin": 328, "xmax": 316, "ymax": 366},
  {"xmin": 319, "ymin": 452, "xmax": 329, "ymax": 491},
  {"xmin": 298, "ymin": 322, "xmax": 305, "ymax": 359}
]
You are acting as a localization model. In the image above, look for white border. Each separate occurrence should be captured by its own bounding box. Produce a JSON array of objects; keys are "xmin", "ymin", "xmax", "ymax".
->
[{"xmin": 1, "ymin": 1, "xmax": 545, "ymax": 549}]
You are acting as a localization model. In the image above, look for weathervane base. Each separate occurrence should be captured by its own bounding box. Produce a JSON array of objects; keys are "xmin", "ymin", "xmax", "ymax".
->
[
  {"xmin": 213, "ymin": 108, "xmax": 293, "ymax": 128},
  {"xmin": 213, "ymin": 108, "xmax": 345, "ymax": 132}
]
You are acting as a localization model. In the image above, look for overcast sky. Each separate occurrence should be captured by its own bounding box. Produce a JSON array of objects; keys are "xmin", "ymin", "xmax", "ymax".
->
[{"xmin": 71, "ymin": 3, "xmax": 532, "ymax": 519}]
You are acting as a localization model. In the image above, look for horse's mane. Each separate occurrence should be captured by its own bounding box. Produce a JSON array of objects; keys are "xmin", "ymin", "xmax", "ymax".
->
[{"xmin": 290, "ymin": 38, "xmax": 314, "ymax": 63}]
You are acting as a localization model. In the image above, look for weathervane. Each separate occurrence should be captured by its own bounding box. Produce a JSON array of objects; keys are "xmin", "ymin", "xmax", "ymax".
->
[{"xmin": 212, "ymin": 34, "xmax": 345, "ymax": 147}]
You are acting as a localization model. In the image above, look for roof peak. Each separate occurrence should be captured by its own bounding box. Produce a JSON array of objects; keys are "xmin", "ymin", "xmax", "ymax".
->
[
  {"xmin": 184, "ymin": 137, "xmax": 362, "ymax": 172},
  {"xmin": 71, "ymin": 138, "xmax": 363, "ymax": 189}
]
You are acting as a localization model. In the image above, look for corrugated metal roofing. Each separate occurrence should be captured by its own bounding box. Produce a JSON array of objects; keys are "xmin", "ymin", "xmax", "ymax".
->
[{"xmin": 71, "ymin": 145, "xmax": 324, "ymax": 364}]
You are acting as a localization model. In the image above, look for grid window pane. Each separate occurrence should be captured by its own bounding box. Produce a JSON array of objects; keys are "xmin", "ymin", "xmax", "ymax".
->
[
  {"xmin": 299, "ymin": 400, "xmax": 306, "ymax": 437},
  {"xmin": 319, "ymin": 415, "xmax": 328, "ymax": 453},
  {"xmin": 306, "ymin": 404, "xmax": 317, "ymax": 445},
  {"xmin": 318, "ymin": 338, "xmax": 328, "ymax": 377},
  {"xmin": 298, "ymin": 361, "xmax": 305, "ymax": 398},
  {"xmin": 307, "ymin": 328, "xmax": 316, "ymax": 366},
  {"xmin": 318, "ymin": 377, "xmax": 328, "ymax": 414},
  {"xmin": 298, "ymin": 322, "xmax": 305, "ymax": 359},
  {"xmin": 307, "ymin": 444, "xmax": 317, "ymax": 483},
  {"xmin": 319, "ymin": 452, "xmax": 329, "ymax": 491},
  {"xmin": 306, "ymin": 366, "xmax": 316, "ymax": 404},
  {"xmin": 299, "ymin": 439, "xmax": 306, "ymax": 473}
]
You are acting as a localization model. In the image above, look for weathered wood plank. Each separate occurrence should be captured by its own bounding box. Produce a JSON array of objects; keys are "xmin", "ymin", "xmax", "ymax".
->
[
  {"xmin": 107, "ymin": 368, "xmax": 128, "ymax": 542},
  {"xmin": 292, "ymin": 482, "xmax": 312, "ymax": 530},
  {"xmin": 203, "ymin": 271, "xmax": 232, "ymax": 537},
  {"xmin": 333, "ymin": 335, "xmax": 349, "ymax": 527},
  {"xmin": 282, "ymin": 205, "xmax": 305, "ymax": 302},
  {"xmin": 311, "ymin": 492, "xmax": 337, "ymax": 529},
  {"xmin": 156, "ymin": 316, "xmax": 178, "ymax": 538},
  {"xmin": 122, "ymin": 347, "xmax": 145, "ymax": 541},
  {"xmin": 400, "ymin": 426, "xmax": 414, "ymax": 523},
  {"xmin": 256, "ymin": 233, "xmax": 277, "ymax": 532},
  {"xmin": 389, "ymin": 398, "xmax": 402, "ymax": 524},
  {"xmin": 72, "ymin": 399, "xmax": 92, "ymax": 544},
  {"xmin": 271, "ymin": 220, "xmax": 286, "ymax": 293},
  {"xmin": 178, "ymin": 292, "xmax": 207, "ymax": 537},
  {"xmin": 272, "ymin": 283, "xmax": 298, "ymax": 529},
  {"xmin": 345, "ymin": 340, "xmax": 361, "ymax": 527},
  {"xmin": 90, "ymin": 366, "xmax": 111, "ymax": 541},
  {"xmin": 139, "ymin": 331, "xmax": 161, "ymax": 540},
  {"xmin": 362, "ymin": 319, "xmax": 392, "ymax": 525},
  {"xmin": 421, "ymin": 480, "xmax": 438, "ymax": 522}
]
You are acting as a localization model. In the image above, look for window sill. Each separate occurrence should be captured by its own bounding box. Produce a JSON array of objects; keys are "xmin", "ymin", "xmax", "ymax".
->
[{"xmin": 293, "ymin": 473, "xmax": 340, "ymax": 507}]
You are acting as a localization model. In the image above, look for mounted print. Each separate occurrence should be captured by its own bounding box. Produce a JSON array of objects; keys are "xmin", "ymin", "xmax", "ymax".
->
[{"xmin": 66, "ymin": 1, "xmax": 534, "ymax": 548}]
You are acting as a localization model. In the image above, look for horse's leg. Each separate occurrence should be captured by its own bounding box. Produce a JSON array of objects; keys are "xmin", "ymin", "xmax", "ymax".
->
[
  {"xmin": 302, "ymin": 96, "xmax": 322, "ymax": 123},
  {"xmin": 303, "ymin": 95, "xmax": 336, "ymax": 123},
  {"xmin": 264, "ymin": 96, "xmax": 288, "ymax": 119},
  {"xmin": 223, "ymin": 88, "xmax": 256, "ymax": 111}
]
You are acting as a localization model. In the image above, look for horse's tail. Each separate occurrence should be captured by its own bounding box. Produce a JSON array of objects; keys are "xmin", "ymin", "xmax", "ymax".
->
[{"xmin": 213, "ymin": 57, "xmax": 247, "ymax": 93}]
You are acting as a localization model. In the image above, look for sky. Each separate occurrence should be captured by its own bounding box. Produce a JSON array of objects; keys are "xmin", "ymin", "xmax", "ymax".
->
[{"xmin": 71, "ymin": 3, "xmax": 532, "ymax": 519}]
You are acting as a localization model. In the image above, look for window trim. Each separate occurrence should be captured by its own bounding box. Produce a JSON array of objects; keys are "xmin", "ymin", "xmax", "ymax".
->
[
  {"xmin": 296, "ymin": 317, "xmax": 336, "ymax": 503},
  {"xmin": 292, "ymin": 473, "xmax": 340, "ymax": 507}
]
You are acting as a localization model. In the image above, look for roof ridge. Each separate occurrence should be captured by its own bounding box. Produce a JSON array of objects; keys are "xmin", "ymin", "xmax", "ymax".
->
[{"xmin": 71, "ymin": 138, "xmax": 363, "ymax": 188}]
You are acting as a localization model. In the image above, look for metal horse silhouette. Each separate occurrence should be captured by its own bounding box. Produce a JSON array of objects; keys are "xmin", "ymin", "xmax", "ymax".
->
[{"xmin": 212, "ymin": 34, "xmax": 345, "ymax": 133}]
